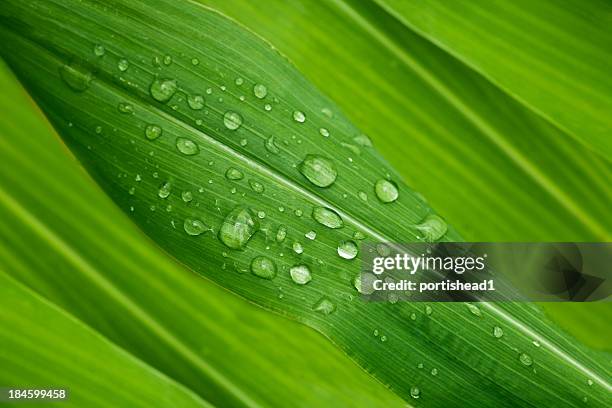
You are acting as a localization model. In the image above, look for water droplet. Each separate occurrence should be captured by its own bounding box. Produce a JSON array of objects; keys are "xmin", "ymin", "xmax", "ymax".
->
[
  {"xmin": 118, "ymin": 102, "xmax": 134, "ymax": 114},
  {"xmin": 353, "ymin": 273, "xmax": 375, "ymax": 294},
  {"xmin": 587, "ymin": 379, "xmax": 593, "ymax": 386},
  {"xmin": 276, "ymin": 225, "xmax": 287, "ymax": 242},
  {"xmin": 417, "ymin": 363, "xmax": 424, "ymax": 369},
  {"xmin": 223, "ymin": 111, "xmax": 243, "ymax": 130},
  {"xmin": 150, "ymin": 78, "xmax": 178, "ymax": 103},
  {"xmin": 410, "ymin": 386, "xmax": 420, "ymax": 399},
  {"xmin": 305, "ymin": 230, "xmax": 317, "ymax": 240},
  {"xmin": 191, "ymin": 58, "xmax": 199, "ymax": 66},
  {"xmin": 313, "ymin": 297, "xmax": 336, "ymax": 315},
  {"xmin": 176, "ymin": 138, "xmax": 199, "ymax": 155},
  {"xmin": 425, "ymin": 305, "xmax": 433, "ymax": 315},
  {"xmin": 188, "ymin": 94, "xmax": 205, "ymax": 110},
  {"xmin": 312, "ymin": 207, "xmax": 343, "ymax": 229},
  {"xmin": 410, "ymin": 313, "xmax": 417, "ymax": 321},
  {"xmin": 184, "ymin": 218, "xmax": 207, "ymax": 236},
  {"xmin": 249, "ymin": 180, "xmax": 264, "ymax": 193},
  {"xmin": 163, "ymin": 55, "xmax": 172, "ymax": 65},
  {"xmin": 93, "ymin": 44, "xmax": 105, "ymax": 57},
  {"xmin": 145, "ymin": 124, "xmax": 162, "ymax": 140},
  {"xmin": 373, "ymin": 329, "xmax": 379, "ymax": 337},
  {"xmin": 219, "ymin": 207, "xmax": 258, "ymax": 249},
  {"xmin": 358, "ymin": 191, "xmax": 368, "ymax": 201},
  {"xmin": 264, "ymin": 104, "xmax": 272, "ymax": 111},
  {"xmin": 95, "ymin": 125, "xmax": 103, "ymax": 134},
  {"xmin": 493, "ymin": 326, "xmax": 504, "ymax": 338},
  {"xmin": 319, "ymin": 128, "xmax": 329, "ymax": 137},
  {"xmin": 181, "ymin": 191, "xmax": 193, "ymax": 202},
  {"xmin": 338, "ymin": 240, "xmax": 358, "ymax": 260},
  {"xmin": 519, "ymin": 353, "xmax": 533, "ymax": 367},
  {"xmin": 265, "ymin": 136, "xmax": 280, "ymax": 154},
  {"xmin": 374, "ymin": 179, "xmax": 399, "ymax": 203},
  {"xmin": 465, "ymin": 303, "xmax": 482, "ymax": 317},
  {"xmin": 225, "ymin": 168, "xmax": 244, "ymax": 180},
  {"xmin": 292, "ymin": 110, "xmax": 306, "ymax": 123},
  {"xmin": 353, "ymin": 231, "xmax": 366, "ymax": 240},
  {"xmin": 290, "ymin": 264, "xmax": 312, "ymax": 285},
  {"xmin": 117, "ymin": 59, "xmax": 129, "ymax": 72},
  {"xmin": 380, "ymin": 335, "xmax": 387, "ymax": 342},
  {"xmin": 128, "ymin": 186, "xmax": 135, "ymax": 195},
  {"xmin": 294, "ymin": 209, "xmax": 303, "ymax": 217},
  {"xmin": 257, "ymin": 210, "xmax": 266, "ymax": 219},
  {"xmin": 234, "ymin": 77, "xmax": 244, "ymax": 85},
  {"xmin": 59, "ymin": 62, "xmax": 92, "ymax": 92},
  {"xmin": 158, "ymin": 181, "xmax": 171, "ymax": 198},
  {"xmin": 321, "ymin": 107, "xmax": 333, "ymax": 118},
  {"xmin": 250, "ymin": 256, "xmax": 276, "ymax": 280},
  {"xmin": 353, "ymin": 134, "xmax": 372, "ymax": 147},
  {"xmin": 532, "ymin": 340, "xmax": 541, "ymax": 348},
  {"xmin": 298, "ymin": 155, "xmax": 337, "ymax": 187},
  {"xmin": 431, "ymin": 368, "xmax": 438, "ymax": 376},
  {"xmin": 415, "ymin": 214, "xmax": 447, "ymax": 242},
  {"xmin": 253, "ymin": 84, "xmax": 267, "ymax": 99},
  {"xmin": 239, "ymin": 138, "xmax": 248, "ymax": 146}
]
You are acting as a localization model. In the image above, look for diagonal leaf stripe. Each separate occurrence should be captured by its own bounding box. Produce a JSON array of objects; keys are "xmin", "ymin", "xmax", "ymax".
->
[{"xmin": 1, "ymin": 1, "xmax": 610, "ymax": 407}]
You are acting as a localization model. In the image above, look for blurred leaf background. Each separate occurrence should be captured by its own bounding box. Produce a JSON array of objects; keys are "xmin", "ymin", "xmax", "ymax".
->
[{"xmin": 0, "ymin": 0, "xmax": 610, "ymax": 406}]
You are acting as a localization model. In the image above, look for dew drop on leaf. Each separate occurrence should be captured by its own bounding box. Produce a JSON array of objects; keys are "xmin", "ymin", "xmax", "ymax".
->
[
  {"xmin": 353, "ymin": 273, "xmax": 375, "ymax": 294},
  {"xmin": 225, "ymin": 167, "xmax": 244, "ymax": 180},
  {"xmin": 415, "ymin": 214, "xmax": 447, "ymax": 242},
  {"xmin": 431, "ymin": 368, "xmax": 438, "ymax": 376},
  {"xmin": 223, "ymin": 111, "xmax": 243, "ymax": 130},
  {"xmin": 184, "ymin": 218, "xmax": 207, "ymax": 236},
  {"xmin": 181, "ymin": 191, "xmax": 193, "ymax": 202},
  {"xmin": 338, "ymin": 240, "xmax": 358, "ymax": 260},
  {"xmin": 59, "ymin": 62, "xmax": 92, "ymax": 92},
  {"xmin": 425, "ymin": 305, "xmax": 433, "ymax": 315},
  {"xmin": 292, "ymin": 110, "xmax": 306, "ymax": 123},
  {"xmin": 519, "ymin": 353, "xmax": 533, "ymax": 367},
  {"xmin": 465, "ymin": 303, "xmax": 482, "ymax": 317},
  {"xmin": 219, "ymin": 207, "xmax": 258, "ymax": 249},
  {"xmin": 158, "ymin": 181, "xmax": 171, "ymax": 198},
  {"xmin": 493, "ymin": 326, "xmax": 504, "ymax": 338},
  {"xmin": 117, "ymin": 102, "xmax": 134, "ymax": 114},
  {"xmin": 265, "ymin": 136, "xmax": 280, "ymax": 154},
  {"xmin": 374, "ymin": 179, "xmax": 399, "ymax": 203},
  {"xmin": 150, "ymin": 78, "xmax": 178, "ymax": 103},
  {"xmin": 249, "ymin": 179, "xmax": 265, "ymax": 193},
  {"xmin": 292, "ymin": 241, "xmax": 304, "ymax": 254},
  {"xmin": 250, "ymin": 256, "xmax": 276, "ymax": 280},
  {"xmin": 298, "ymin": 154, "xmax": 337, "ymax": 187},
  {"xmin": 176, "ymin": 138, "xmax": 199, "ymax": 155},
  {"xmin": 253, "ymin": 84, "xmax": 267, "ymax": 99},
  {"xmin": 276, "ymin": 225, "xmax": 287, "ymax": 243},
  {"xmin": 117, "ymin": 59, "xmax": 129, "ymax": 72},
  {"xmin": 305, "ymin": 230, "xmax": 317, "ymax": 240},
  {"xmin": 187, "ymin": 94, "xmax": 205, "ymax": 110},
  {"xmin": 145, "ymin": 124, "xmax": 162, "ymax": 140},
  {"xmin": 312, "ymin": 207, "xmax": 343, "ymax": 229},
  {"xmin": 319, "ymin": 128, "xmax": 330, "ymax": 137},
  {"xmin": 410, "ymin": 386, "xmax": 420, "ymax": 399},
  {"xmin": 289, "ymin": 264, "xmax": 312, "ymax": 285},
  {"xmin": 264, "ymin": 104, "xmax": 272, "ymax": 112},
  {"xmin": 353, "ymin": 134, "xmax": 373, "ymax": 147},
  {"xmin": 313, "ymin": 297, "xmax": 336, "ymax": 315},
  {"xmin": 93, "ymin": 44, "xmax": 105, "ymax": 57}
]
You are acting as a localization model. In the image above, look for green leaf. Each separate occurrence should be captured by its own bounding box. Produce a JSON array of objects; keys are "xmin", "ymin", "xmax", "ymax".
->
[
  {"xmin": 1, "ymin": 1, "xmax": 609, "ymax": 407},
  {"xmin": 374, "ymin": 0, "xmax": 612, "ymax": 160},
  {"xmin": 0, "ymin": 272, "xmax": 211, "ymax": 408},
  {"xmin": 0, "ymin": 60, "xmax": 403, "ymax": 407}
]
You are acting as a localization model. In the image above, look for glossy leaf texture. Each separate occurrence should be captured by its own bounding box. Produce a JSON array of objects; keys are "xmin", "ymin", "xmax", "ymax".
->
[
  {"xmin": 0, "ymin": 1, "xmax": 609, "ymax": 406},
  {"xmin": 0, "ymin": 60, "xmax": 403, "ymax": 407}
]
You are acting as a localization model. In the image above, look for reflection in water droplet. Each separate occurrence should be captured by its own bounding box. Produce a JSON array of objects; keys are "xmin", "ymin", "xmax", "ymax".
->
[
  {"xmin": 223, "ymin": 111, "xmax": 243, "ymax": 130},
  {"xmin": 251, "ymin": 256, "xmax": 276, "ymax": 280},
  {"xmin": 184, "ymin": 218, "xmax": 207, "ymax": 236},
  {"xmin": 176, "ymin": 138, "xmax": 199, "ymax": 155},
  {"xmin": 290, "ymin": 264, "xmax": 312, "ymax": 285},
  {"xmin": 415, "ymin": 214, "xmax": 447, "ymax": 242},
  {"xmin": 292, "ymin": 110, "xmax": 306, "ymax": 123},
  {"xmin": 219, "ymin": 207, "xmax": 258, "ymax": 249},
  {"xmin": 375, "ymin": 179, "xmax": 399, "ymax": 203},
  {"xmin": 150, "ymin": 78, "xmax": 177, "ymax": 103},
  {"xmin": 338, "ymin": 241, "xmax": 359, "ymax": 260},
  {"xmin": 312, "ymin": 207, "xmax": 343, "ymax": 229},
  {"xmin": 225, "ymin": 168, "xmax": 244, "ymax": 180},
  {"xmin": 299, "ymin": 155, "xmax": 337, "ymax": 187},
  {"xmin": 188, "ymin": 94, "xmax": 205, "ymax": 110},
  {"xmin": 313, "ymin": 297, "xmax": 336, "ymax": 315},
  {"xmin": 253, "ymin": 84, "xmax": 267, "ymax": 99},
  {"xmin": 145, "ymin": 124, "xmax": 162, "ymax": 140}
]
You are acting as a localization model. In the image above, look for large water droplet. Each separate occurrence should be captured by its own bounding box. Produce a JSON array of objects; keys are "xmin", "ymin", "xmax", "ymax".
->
[
  {"xmin": 150, "ymin": 78, "xmax": 177, "ymax": 103},
  {"xmin": 519, "ymin": 353, "xmax": 533, "ymax": 367},
  {"xmin": 223, "ymin": 111, "xmax": 243, "ymax": 130},
  {"xmin": 299, "ymin": 155, "xmax": 337, "ymax": 187},
  {"xmin": 313, "ymin": 296, "xmax": 336, "ymax": 315},
  {"xmin": 158, "ymin": 181, "xmax": 171, "ymax": 198},
  {"xmin": 59, "ymin": 62, "xmax": 92, "ymax": 92},
  {"xmin": 312, "ymin": 207, "xmax": 343, "ymax": 229},
  {"xmin": 145, "ymin": 124, "xmax": 162, "ymax": 140},
  {"xmin": 253, "ymin": 84, "xmax": 267, "ymax": 99},
  {"xmin": 250, "ymin": 256, "xmax": 276, "ymax": 280},
  {"xmin": 493, "ymin": 326, "xmax": 504, "ymax": 338},
  {"xmin": 225, "ymin": 167, "xmax": 244, "ymax": 180},
  {"xmin": 188, "ymin": 94, "xmax": 205, "ymax": 110},
  {"xmin": 184, "ymin": 218, "xmax": 207, "ymax": 236},
  {"xmin": 289, "ymin": 264, "xmax": 312, "ymax": 285},
  {"xmin": 176, "ymin": 138, "xmax": 199, "ymax": 155},
  {"xmin": 338, "ymin": 240, "xmax": 358, "ymax": 260},
  {"xmin": 410, "ymin": 386, "xmax": 420, "ymax": 399},
  {"xmin": 265, "ymin": 136, "xmax": 280, "ymax": 154},
  {"xmin": 219, "ymin": 207, "xmax": 258, "ymax": 249},
  {"xmin": 415, "ymin": 214, "xmax": 447, "ymax": 242},
  {"xmin": 374, "ymin": 179, "xmax": 399, "ymax": 203},
  {"xmin": 292, "ymin": 110, "xmax": 306, "ymax": 123}
]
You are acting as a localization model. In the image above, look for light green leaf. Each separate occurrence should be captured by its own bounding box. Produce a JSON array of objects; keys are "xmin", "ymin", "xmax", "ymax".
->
[
  {"xmin": 1, "ymin": 1, "xmax": 609, "ymax": 407},
  {"xmin": 375, "ymin": 0, "xmax": 612, "ymax": 160}
]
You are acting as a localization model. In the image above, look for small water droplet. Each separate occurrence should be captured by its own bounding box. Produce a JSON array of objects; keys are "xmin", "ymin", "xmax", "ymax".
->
[
  {"xmin": 225, "ymin": 168, "xmax": 244, "ymax": 180},
  {"xmin": 163, "ymin": 55, "xmax": 172, "ymax": 65},
  {"xmin": 150, "ymin": 78, "xmax": 177, "ymax": 103},
  {"xmin": 250, "ymin": 256, "xmax": 276, "ymax": 280},
  {"xmin": 292, "ymin": 241, "xmax": 304, "ymax": 254},
  {"xmin": 93, "ymin": 44, "xmax": 105, "ymax": 57},
  {"xmin": 264, "ymin": 104, "xmax": 272, "ymax": 111},
  {"xmin": 191, "ymin": 58, "xmax": 199, "ymax": 66},
  {"xmin": 410, "ymin": 386, "xmax": 420, "ymax": 399},
  {"xmin": 313, "ymin": 297, "xmax": 336, "ymax": 315},
  {"xmin": 188, "ymin": 94, "xmax": 205, "ymax": 110},
  {"xmin": 319, "ymin": 128, "xmax": 330, "ymax": 137},
  {"xmin": 353, "ymin": 134, "xmax": 372, "ymax": 147},
  {"xmin": 257, "ymin": 210, "xmax": 266, "ymax": 219},
  {"xmin": 176, "ymin": 138, "xmax": 199, "ymax": 155},
  {"xmin": 290, "ymin": 264, "xmax": 312, "ymax": 285},
  {"xmin": 321, "ymin": 107, "xmax": 333, "ymax": 118},
  {"xmin": 265, "ymin": 136, "xmax": 280, "ymax": 154},
  {"xmin": 353, "ymin": 231, "xmax": 366, "ymax": 240},
  {"xmin": 184, "ymin": 218, "xmax": 207, "ymax": 236},
  {"xmin": 253, "ymin": 84, "xmax": 267, "ymax": 99},
  {"xmin": 305, "ymin": 230, "xmax": 317, "ymax": 240},
  {"xmin": 181, "ymin": 191, "xmax": 193, "ymax": 202},
  {"xmin": 519, "ymin": 353, "xmax": 533, "ymax": 367},
  {"xmin": 95, "ymin": 125, "xmax": 103, "ymax": 134},
  {"xmin": 117, "ymin": 59, "xmax": 129, "ymax": 72},
  {"xmin": 292, "ymin": 110, "xmax": 306, "ymax": 123},
  {"xmin": 415, "ymin": 214, "xmax": 447, "ymax": 242},
  {"xmin": 431, "ymin": 368, "xmax": 438, "ymax": 376},
  {"xmin": 312, "ymin": 207, "xmax": 343, "ymax": 229},
  {"xmin": 60, "ymin": 62, "xmax": 92, "ymax": 92},
  {"xmin": 299, "ymin": 155, "xmax": 337, "ymax": 187},
  {"xmin": 219, "ymin": 207, "xmax": 258, "ymax": 249},
  {"xmin": 358, "ymin": 191, "xmax": 368, "ymax": 201},
  {"xmin": 128, "ymin": 186, "xmax": 135, "ymax": 195},
  {"xmin": 425, "ymin": 305, "xmax": 433, "ymax": 315},
  {"xmin": 158, "ymin": 181, "xmax": 171, "ymax": 198},
  {"xmin": 145, "ymin": 124, "xmax": 162, "ymax": 140},
  {"xmin": 294, "ymin": 209, "xmax": 303, "ymax": 217},
  {"xmin": 374, "ymin": 179, "xmax": 399, "ymax": 203},
  {"xmin": 223, "ymin": 111, "xmax": 243, "ymax": 130},
  {"xmin": 493, "ymin": 326, "xmax": 504, "ymax": 338},
  {"xmin": 353, "ymin": 273, "xmax": 375, "ymax": 294},
  {"xmin": 338, "ymin": 240, "xmax": 358, "ymax": 260},
  {"xmin": 587, "ymin": 379, "xmax": 593, "ymax": 386},
  {"xmin": 234, "ymin": 77, "xmax": 244, "ymax": 86},
  {"xmin": 276, "ymin": 225, "xmax": 287, "ymax": 242},
  {"xmin": 380, "ymin": 335, "xmax": 387, "ymax": 342},
  {"xmin": 532, "ymin": 340, "xmax": 541, "ymax": 348},
  {"xmin": 118, "ymin": 102, "xmax": 134, "ymax": 114},
  {"xmin": 465, "ymin": 303, "xmax": 482, "ymax": 316},
  {"xmin": 249, "ymin": 180, "xmax": 264, "ymax": 193},
  {"xmin": 410, "ymin": 312, "xmax": 417, "ymax": 320}
]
